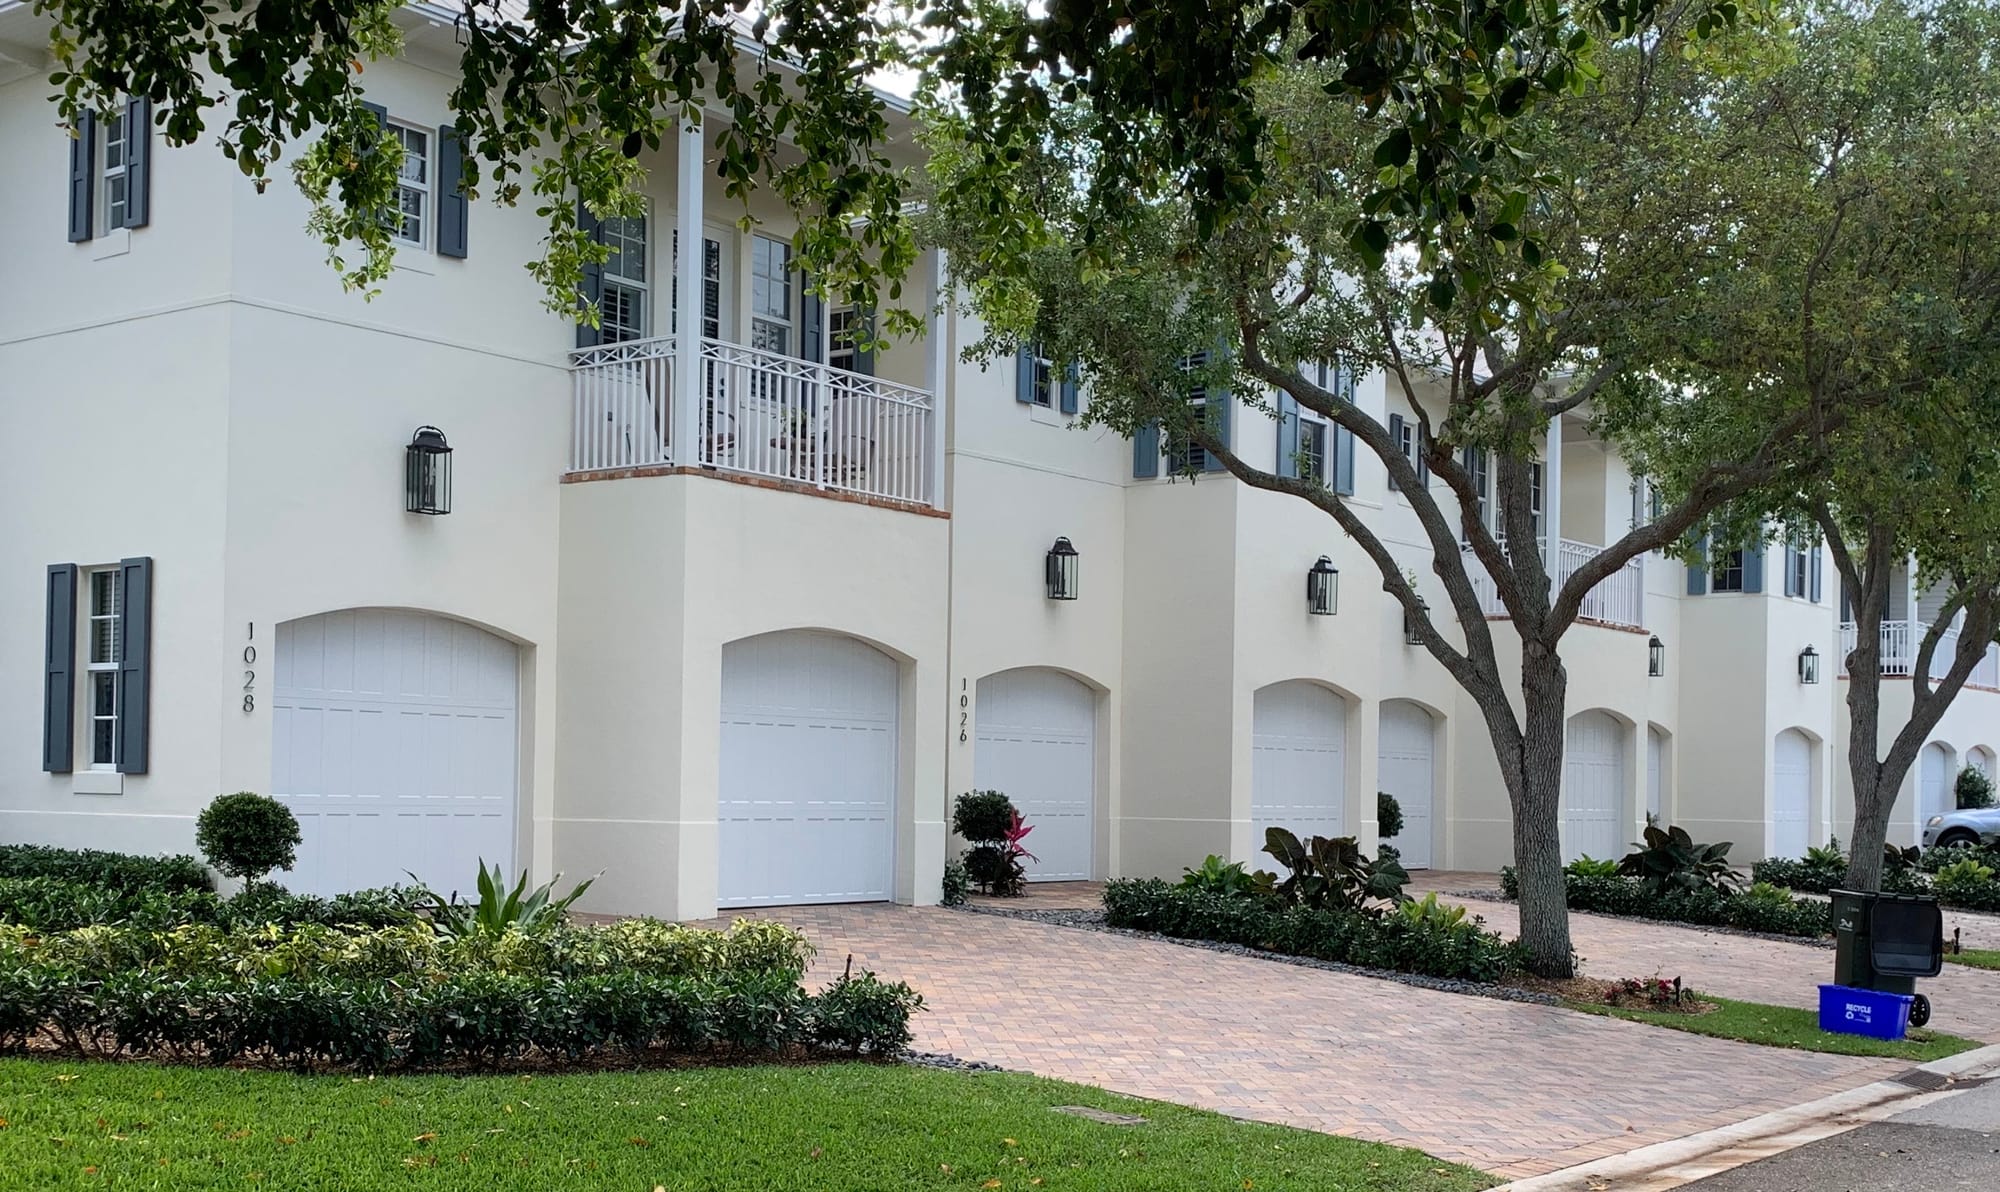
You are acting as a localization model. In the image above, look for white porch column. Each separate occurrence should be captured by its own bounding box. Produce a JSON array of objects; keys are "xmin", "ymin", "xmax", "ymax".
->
[
  {"xmin": 925, "ymin": 248, "xmax": 950, "ymax": 509},
  {"xmin": 672, "ymin": 112, "xmax": 705, "ymax": 465},
  {"xmin": 1905, "ymin": 552, "xmax": 1921, "ymax": 673},
  {"xmin": 1543, "ymin": 414, "xmax": 1564, "ymax": 567}
]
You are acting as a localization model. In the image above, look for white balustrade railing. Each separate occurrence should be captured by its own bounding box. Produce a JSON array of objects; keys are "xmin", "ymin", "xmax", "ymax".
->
[
  {"xmin": 1463, "ymin": 536, "xmax": 1646, "ymax": 630},
  {"xmin": 568, "ymin": 335, "xmax": 935, "ymax": 505},
  {"xmin": 1839, "ymin": 620, "xmax": 2000, "ymax": 687}
]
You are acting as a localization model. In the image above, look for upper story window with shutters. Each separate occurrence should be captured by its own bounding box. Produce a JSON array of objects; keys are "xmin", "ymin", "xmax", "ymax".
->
[
  {"xmin": 1169, "ymin": 351, "xmax": 1215, "ymax": 471},
  {"xmin": 1783, "ymin": 537, "xmax": 1823, "ymax": 602},
  {"xmin": 101, "ymin": 110, "xmax": 131, "ymax": 232},
  {"xmin": 670, "ymin": 229, "xmax": 723, "ymax": 340},
  {"xmin": 1027, "ymin": 346, "xmax": 1057, "ymax": 408},
  {"xmin": 1297, "ymin": 417, "xmax": 1328, "ymax": 484},
  {"xmin": 85, "ymin": 570, "xmax": 122, "ymax": 769},
  {"xmin": 599, "ymin": 212, "xmax": 649, "ymax": 343},
  {"xmin": 1711, "ymin": 547, "xmax": 1747, "ymax": 592},
  {"xmin": 1529, "ymin": 461, "xmax": 1545, "ymax": 538},
  {"xmin": 388, "ymin": 123, "xmax": 431, "ymax": 246},
  {"xmin": 68, "ymin": 99, "xmax": 151, "ymax": 243},
  {"xmin": 830, "ymin": 309, "xmax": 863, "ymax": 373},
  {"xmin": 751, "ymin": 235, "xmax": 793, "ymax": 356}
]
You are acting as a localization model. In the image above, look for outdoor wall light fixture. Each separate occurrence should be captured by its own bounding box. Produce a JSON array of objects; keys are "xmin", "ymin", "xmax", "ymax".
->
[
  {"xmin": 1404, "ymin": 597, "xmax": 1428, "ymax": 646},
  {"xmin": 1798, "ymin": 645, "xmax": 1821, "ymax": 685},
  {"xmin": 405, "ymin": 426, "xmax": 452, "ymax": 515},
  {"xmin": 1649, "ymin": 635, "xmax": 1665, "ymax": 678},
  {"xmin": 1045, "ymin": 537, "xmax": 1079, "ymax": 601},
  {"xmin": 1307, "ymin": 556, "xmax": 1339, "ymax": 616}
]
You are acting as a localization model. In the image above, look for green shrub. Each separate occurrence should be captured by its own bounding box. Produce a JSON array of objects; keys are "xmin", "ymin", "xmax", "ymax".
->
[
  {"xmin": 1377, "ymin": 792, "xmax": 1405, "ymax": 839},
  {"xmin": 1957, "ymin": 765, "xmax": 1996, "ymax": 810},
  {"xmin": 0, "ymin": 844, "xmax": 210, "ymax": 894},
  {"xmin": 1753, "ymin": 837, "xmax": 1849, "ymax": 892},
  {"xmin": 0, "ymin": 877, "xmax": 223, "ymax": 933},
  {"xmin": 418, "ymin": 861, "xmax": 598, "ymax": 937},
  {"xmin": 951, "ymin": 791, "xmax": 1015, "ymax": 844},
  {"xmin": 218, "ymin": 882, "xmax": 424, "ymax": 930},
  {"xmin": 941, "ymin": 858, "xmax": 970, "ymax": 907},
  {"xmin": 1619, "ymin": 824, "xmax": 1742, "ymax": 895},
  {"xmin": 951, "ymin": 791, "xmax": 1032, "ymax": 896},
  {"xmin": 1933, "ymin": 858, "xmax": 2000, "ymax": 910},
  {"xmin": 195, "ymin": 792, "xmax": 302, "ymax": 882},
  {"xmin": 1102, "ymin": 879, "xmax": 1516, "ymax": 981},
  {"xmin": 810, "ymin": 966, "xmax": 925, "ymax": 1053},
  {"xmin": 1261, "ymin": 828, "xmax": 1409, "ymax": 912},
  {"xmin": 1562, "ymin": 872, "xmax": 1831, "ymax": 937},
  {"xmin": 1565, "ymin": 856, "xmax": 1620, "ymax": 879},
  {"xmin": 1178, "ymin": 854, "xmax": 1257, "ymax": 897}
]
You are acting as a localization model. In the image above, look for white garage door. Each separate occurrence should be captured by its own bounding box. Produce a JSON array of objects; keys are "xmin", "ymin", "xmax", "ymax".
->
[
  {"xmin": 273, "ymin": 610, "xmax": 518, "ymax": 898},
  {"xmin": 1646, "ymin": 727, "xmax": 1666, "ymax": 822},
  {"xmin": 1772, "ymin": 730, "xmax": 1813, "ymax": 860},
  {"xmin": 974, "ymin": 669, "xmax": 1094, "ymax": 881},
  {"xmin": 1378, "ymin": 702, "xmax": 1434, "ymax": 869},
  {"xmin": 1251, "ymin": 682, "xmax": 1347, "ymax": 855},
  {"xmin": 719, "ymin": 631, "xmax": 897, "ymax": 907},
  {"xmin": 1920, "ymin": 743, "xmax": 1954, "ymax": 823},
  {"xmin": 1563, "ymin": 711, "xmax": 1624, "ymax": 863}
]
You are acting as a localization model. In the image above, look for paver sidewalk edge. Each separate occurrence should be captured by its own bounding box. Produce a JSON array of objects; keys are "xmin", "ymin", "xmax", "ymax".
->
[{"xmin": 1485, "ymin": 1043, "xmax": 2000, "ymax": 1192}]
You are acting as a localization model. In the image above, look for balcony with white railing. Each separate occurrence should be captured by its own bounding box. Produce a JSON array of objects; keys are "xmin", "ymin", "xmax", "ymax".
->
[
  {"xmin": 1839, "ymin": 621, "xmax": 2000, "ymax": 688},
  {"xmin": 568, "ymin": 334, "xmax": 937, "ymax": 507},
  {"xmin": 1464, "ymin": 536, "xmax": 1647, "ymax": 630}
]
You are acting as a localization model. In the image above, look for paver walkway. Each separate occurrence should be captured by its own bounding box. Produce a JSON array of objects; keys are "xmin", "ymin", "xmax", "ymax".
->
[{"xmin": 735, "ymin": 899, "xmax": 1902, "ymax": 1180}]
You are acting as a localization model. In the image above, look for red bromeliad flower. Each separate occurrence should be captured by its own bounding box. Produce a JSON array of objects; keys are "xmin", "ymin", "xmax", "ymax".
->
[{"xmin": 1004, "ymin": 810, "xmax": 1038, "ymax": 863}]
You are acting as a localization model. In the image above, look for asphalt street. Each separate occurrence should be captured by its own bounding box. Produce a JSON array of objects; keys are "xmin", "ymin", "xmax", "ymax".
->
[{"xmin": 1679, "ymin": 1078, "xmax": 2000, "ymax": 1190}]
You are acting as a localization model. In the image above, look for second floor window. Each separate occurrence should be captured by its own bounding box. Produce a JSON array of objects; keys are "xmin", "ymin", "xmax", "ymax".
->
[
  {"xmin": 1712, "ymin": 548, "xmax": 1747, "ymax": 592},
  {"xmin": 101, "ymin": 110, "xmax": 131, "ymax": 231},
  {"xmin": 600, "ymin": 214, "xmax": 648, "ymax": 343},
  {"xmin": 389, "ymin": 124, "xmax": 430, "ymax": 246},
  {"xmin": 1169, "ymin": 351, "xmax": 1213, "ymax": 471},
  {"xmin": 1530, "ymin": 461, "xmax": 1545, "ymax": 538},
  {"xmin": 751, "ymin": 235, "xmax": 793, "ymax": 356},
  {"xmin": 1298, "ymin": 418, "xmax": 1327, "ymax": 483},
  {"xmin": 86, "ymin": 570, "xmax": 121, "ymax": 769}
]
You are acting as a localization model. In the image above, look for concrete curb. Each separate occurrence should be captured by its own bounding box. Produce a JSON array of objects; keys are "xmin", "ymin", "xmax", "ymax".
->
[{"xmin": 1487, "ymin": 1043, "xmax": 2000, "ymax": 1192}]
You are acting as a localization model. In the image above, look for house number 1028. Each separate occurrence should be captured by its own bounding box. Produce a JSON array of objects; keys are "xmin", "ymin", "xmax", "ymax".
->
[{"xmin": 241, "ymin": 622, "xmax": 257, "ymax": 713}]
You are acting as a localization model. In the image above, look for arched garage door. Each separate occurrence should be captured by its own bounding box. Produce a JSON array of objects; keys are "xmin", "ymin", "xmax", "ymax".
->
[
  {"xmin": 273, "ymin": 610, "xmax": 519, "ymax": 897},
  {"xmin": 974, "ymin": 669, "xmax": 1095, "ymax": 881},
  {"xmin": 1772, "ymin": 730, "xmax": 1813, "ymax": 859},
  {"xmin": 719, "ymin": 632, "xmax": 898, "ymax": 907},
  {"xmin": 1563, "ymin": 711, "xmax": 1625, "ymax": 863},
  {"xmin": 1377, "ymin": 702, "xmax": 1434, "ymax": 869},
  {"xmin": 1920, "ymin": 743, "xmax": 1955, "ymax": 824},
  {"xmin": 1251, "ymin": 682, "xmax": 1347, "ymax": 851}
]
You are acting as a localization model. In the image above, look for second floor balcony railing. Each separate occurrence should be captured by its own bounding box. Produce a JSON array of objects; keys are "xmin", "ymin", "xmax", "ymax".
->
[
  {"xmin": 1838, "ymin": 620, "xmax": 2000, "ymax": 688},
  {"xmin": 569, "ymin": 334, "xmax": 936, "ymax": 506},
  {"xmin": 1464, "ymin": 536, "xmax": 1646, "ymax": 630}
]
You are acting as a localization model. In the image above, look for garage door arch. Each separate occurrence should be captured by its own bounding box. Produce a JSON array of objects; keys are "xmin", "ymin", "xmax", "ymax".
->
[
  {"xmin": 1563, "ymin": 710, "xmax": 1626, "ymax": 863},
  {"xmin": 974, "ymin": 667, "xmax": 1098, "ymax": 881},
  {"xmin": 1772, "ymin": 729, "xmax": 1814, "ymax": 860},
  {"xmin": 1377, "ymin": 700, "xmax": 1437, "ymax": 869},
  {"xmin": 273, "ymin": 608, "xmax": 521, "ymax": 898},
  {"xmin": 1920, "ymin": 741, "xmax": 1956, "ymax": 825},
  {"xmin": 719, "ymin": 630, "xmax": 899, "ymax": 907},
  {"xmin": 1251, "ymin": 680, "xmax": 1350, "ymax": 851}
]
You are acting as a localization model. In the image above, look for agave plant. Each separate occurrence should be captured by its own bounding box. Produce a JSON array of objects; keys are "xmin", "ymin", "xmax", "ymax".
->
[
  {"xmin": 1618, "ymin": 825, "xmax": 1742, "ymax": 896},
  {"xmin": 413, "ymin": 860, "xmax": 601, "ymax": 938}
]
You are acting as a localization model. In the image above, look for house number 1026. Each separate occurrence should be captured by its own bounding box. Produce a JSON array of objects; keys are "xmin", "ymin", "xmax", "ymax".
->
[
  {"xmin": 241, "ymin": 622, "xmax": 257, "ymax": 713},
  {"xmin": 958, "ymin": 678, "xmax": 970, "ymax": 743}
]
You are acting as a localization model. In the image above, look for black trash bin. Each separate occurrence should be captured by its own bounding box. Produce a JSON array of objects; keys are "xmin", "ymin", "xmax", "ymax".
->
[{"xmin": 1830, "ymin": 888, "xmax": 1944, "ymax": 1027}]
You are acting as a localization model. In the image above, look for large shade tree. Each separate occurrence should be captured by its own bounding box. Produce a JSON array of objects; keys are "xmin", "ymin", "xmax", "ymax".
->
[
  {"xmin": 918, "ymin": 6, "xmax": 1859, "ymax": 976},
  {"xmin": 1632, "ymin": 0, "xmax": 2000, "ymax": 890},
  {"xmin": 33, "ymin": 0, "xmax": 1715, "ymax": 322}
]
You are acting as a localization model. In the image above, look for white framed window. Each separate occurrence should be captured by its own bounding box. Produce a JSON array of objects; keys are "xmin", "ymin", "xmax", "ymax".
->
[
  {"xmin": 1028, "ymin": 344, "xmax": 1056, "ymax": 407},
  {"xmin": 750, "ymin": 234, "xmax": 793, "ymax": 356},
  {"xmin": 600, "ymin": 212, "xmax": 649, "ymax": 343},
  {"xmin": 670, "ymin": 229, "xmax": 723, "ymax": 340},
  {"xmin": 1712, "ymin": 548, "xmax": 1747, "ymax": 592},
  {"xmin": 1530, "ymin": 461, "xmax": 1545, "ymax": 538},
  {"xmin": 101, "ymin": 109, "xmax": 130, "ymax": 233},
  {"xmin": 830, "ymin": 308, "xmax": 862, "ymax": 373},
  {"xmin": 1298, "ymin": 417, "xmax": 1328, "ymax": 483},
  {"xmin": 389, "ymin": 123, "xmax": 430, "ymax": 246},
  {"xmin": 85, "ymin": 569, "xmax": 121, "ymax": 769},
  {"xmin": 1169, "ymin": 350, "xmax": 1214, "ymax": 471}
]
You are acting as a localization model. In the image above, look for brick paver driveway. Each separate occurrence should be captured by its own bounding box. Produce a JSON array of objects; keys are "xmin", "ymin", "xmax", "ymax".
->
[{"xmin": 743, "ymin": 898, "xmax": 1902, "ymax": 1180}]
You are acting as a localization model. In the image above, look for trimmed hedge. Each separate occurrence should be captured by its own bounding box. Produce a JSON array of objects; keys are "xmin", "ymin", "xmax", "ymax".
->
[
  {"xmin": 1103, "ymin": 879, "xmax": 1518, "ymax": 981},
  {"xmin": 0, "ymin": 844, "xmax": 210, "ymax": 895},
  {"xmin": 0, "ymin": 876, "xmax": 423, "ymax": 935},
  {"xmin": 0, "ymin": 917, "xmax": 919, "ymax": 1067},
  {"xmin": 1501, "ymin": 869, "xmax": 1831, "ymax": 937},
  {"xmin": 1749, "ymin": 856, "xmax": 1928, "ymax": 895}
]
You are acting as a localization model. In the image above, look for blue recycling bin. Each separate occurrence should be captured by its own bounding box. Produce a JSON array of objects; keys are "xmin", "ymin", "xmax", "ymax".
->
[{"xmin": 1819, "ymin": 983, "xmax": 1915, "ymax": 1041}]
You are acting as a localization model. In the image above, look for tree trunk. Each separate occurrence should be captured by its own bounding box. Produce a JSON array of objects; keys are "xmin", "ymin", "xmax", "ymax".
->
[
  {"xmin": 1845, "ymin": 775, "xmax": 1895, "ymax": 891},
  {"xmin": 1510, "ymin": 643, "xmax": 1576, "ymax": 977}
]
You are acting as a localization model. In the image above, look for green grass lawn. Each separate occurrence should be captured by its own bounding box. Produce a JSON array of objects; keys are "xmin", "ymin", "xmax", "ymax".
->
[
  {"xmin": 0, "ymin": 1058, "xmax": 1492, "ymax": 1191},
  {"xmin": 1569, "ymin": 994, "xmax": 1980, "ymax": 1062},
  {"xmin": 1944, "ymin": 949, "xmax": 2000, "ymax": 971}
]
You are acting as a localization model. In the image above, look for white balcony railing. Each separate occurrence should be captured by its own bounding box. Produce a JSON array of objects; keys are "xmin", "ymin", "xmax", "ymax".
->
[
  {"xmin": 1465, "ymin": 536, "xmax": 1646, "ymax": 630},
  {"xmin": 1839, "ymin": 620, "xmax": 2000, "ymax": 687},
  {"xmin": 568, "ymin": 334, "xmax": 936, "ymax": 505}
]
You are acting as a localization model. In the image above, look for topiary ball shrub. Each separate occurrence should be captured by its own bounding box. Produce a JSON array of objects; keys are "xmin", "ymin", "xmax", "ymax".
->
[
  {"xmin": 1377, "ymin": 792, "xmax": 1404, "ymax": 840},
  {"xmin": 1958, "ymin": 765, "xmax": 1996, "ymax": 810},
  {"xmin": 195, "ymin": 792, "xmax": 302, "ymax": 882},
  {"xmin": 952, "ymin": 790, "xmax": 1015, "ymax": 844}
]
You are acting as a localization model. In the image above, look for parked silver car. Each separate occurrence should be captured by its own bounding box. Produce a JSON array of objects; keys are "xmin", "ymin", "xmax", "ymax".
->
[{"xmin": 1923, "ymin": 807, "xmax": 2000, "ymax": 849}]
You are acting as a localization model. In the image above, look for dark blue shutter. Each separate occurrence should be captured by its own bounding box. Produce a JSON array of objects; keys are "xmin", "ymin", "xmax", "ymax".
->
[
  {"xmin": 1059, "ymin": 362, "xmax": 1079, "ymax": 415},
  {"xmin": 115, "ymin": 557, "xmax": 152, "ymax": 775},
  {"xmin": 576, "ymin": 198, "xmax": 604, "ymax": 349},
  {"xmin": 436, "ymin": 124, "xmax": 468, "ymax": 258},
  {"xmin": 854, "ymin": 305, "xmax": 877, "ymax": 375},
  {"xmin": 1133, "ymin": 422, "xmax": 1160, "ymax": 478},
  {"xmin": 1387, "ymin": 413, "xmax": 1405, "ymax": 490},
  {"xmin": 123, "ymin": 98, "xmax": 151, "ymax": 229},
  {"xmin": 1204, "ymin": 375, "xmax": 1230, "ymax": 472},
  {"xmin": 43, "ymin": 564, "xmax": 78, "ymax": 773},
  {"xmin": 1810, "ymin": 544, "xmax": 1823, "ymax": 603},
  {"xmin": 1332, "ymin": 362, "xmax": 1355, "ymax": 494},
  {"xmin": 1686, "ymin": 537, "xmax": 1708, "ymax": 595},
  {"xmin": 1015, "ymin": 344, "xmax": 1036, "ymax": 404},
  {"xmin": 800, "ymin": 271, "xmax": 824, "ymax": 363},
  {"xmin": 1742, "ymin": 539, "xmax": 1764, "ymax": 594},
  {"xmin": 1275, "ymin": 391, "xmax": 1301, "ymax": 479},
  {"xmin": 68, "ymin": 111, "xmax": 96, "ymax": 242}
]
